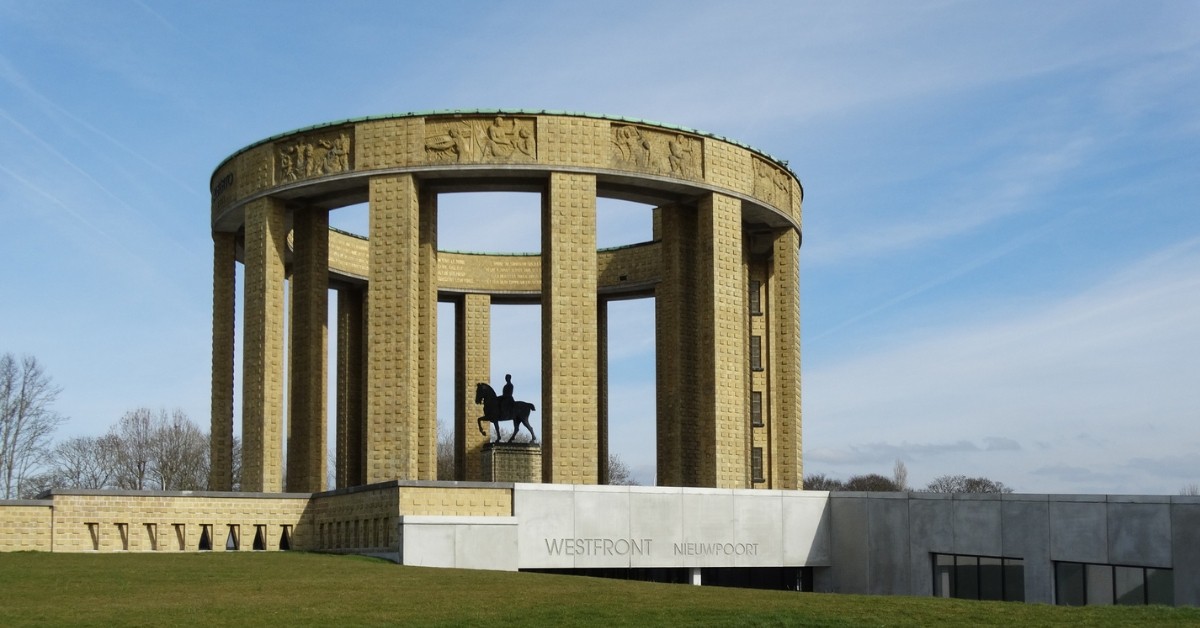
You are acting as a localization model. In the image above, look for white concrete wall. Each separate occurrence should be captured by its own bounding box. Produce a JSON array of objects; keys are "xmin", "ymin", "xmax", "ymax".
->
[
  {"xmin": 398, "ymin": 516, "xmax": 519, "ymax": 571},
  {"xmin": 513, "ymin": 484, "xmax": 831, "ymax": 570}
]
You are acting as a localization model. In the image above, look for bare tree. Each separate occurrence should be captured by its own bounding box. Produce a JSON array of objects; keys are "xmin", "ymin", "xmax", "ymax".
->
[
  {"xmin": 1181, "ymin": 483, "xmax": 1199, "ymax": 496},
  {"xmin": 924, "ymin": 474, "xmax": 1013, "ymax": 494},
  {"xmin": 150, "ymin": 410, "xmax": 208, "ymax": 491},
  {"xmin": 111, "ymin": 407, "xmax": 208, "ymax": 491},
  {"xmin": 43, "ymin": 434, "xmax": 120, "ymax": 489},
  {"xmin": 892, "ymin": 459, "xmax": 909, "ymax": 491},
  {"xmin": 437, "ymin": 425, "xmax": 455, "ymax": 481},
  {"xmin": 607, "ymin": 454, "xmax": 638, "ymax": 486},
  {"xmin": 844, "ymin": 473, "xmax": 903, "ymax": 492},
  {"xmin": 0, "ymin": 353, "xmax": 65, "ymax": 498},
  {"xmin": 803, "ymin": 473, "xmax": 845, "ymax": 491}
]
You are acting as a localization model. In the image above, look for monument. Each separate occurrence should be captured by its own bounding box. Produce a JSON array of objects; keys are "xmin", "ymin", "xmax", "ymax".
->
[{"xmin": 206, "ymin": 110, "xmax": 804, "ymax": 493}]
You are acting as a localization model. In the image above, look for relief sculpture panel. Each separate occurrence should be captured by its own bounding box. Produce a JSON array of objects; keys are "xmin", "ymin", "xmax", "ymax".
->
[
  {"xmin": 752, "ymin": 157, "xmax": 791, "ymax": 211},
  {"xmin": 424, "ymin": 115, "xmax": 537, "ymax": 163},
  {"xmin": 277, "ymin": 127, "xmax": 354, "ymax": 183},
  {"xmin": 610, "ymin": 124, "xmax": 702, "ymax": 181}
]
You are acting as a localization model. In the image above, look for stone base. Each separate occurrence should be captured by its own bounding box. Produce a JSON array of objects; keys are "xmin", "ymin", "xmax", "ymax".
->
[{"xmin": 482, "ymin": 442, "xmax": 542, "ymax": 483}]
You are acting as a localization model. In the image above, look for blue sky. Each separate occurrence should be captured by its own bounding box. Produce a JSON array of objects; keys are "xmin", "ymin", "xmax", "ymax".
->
[{"xmin": 1, "ymin": 1, "xmax": 1197, "ymax": 493}]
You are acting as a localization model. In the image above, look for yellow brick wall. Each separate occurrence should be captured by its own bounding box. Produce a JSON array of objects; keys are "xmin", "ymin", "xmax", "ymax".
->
[
  {"xmin": 310, "ymin": 486, "xmax": 400, "ymax": 551},
  {"xmin": 47, "ymin": 493, "xmax": 311, "ymax": 553},
  {"xmin": 455, "ymin": 294, "xmax": 491, "ymax": 481},
  {"xmin": 0, "ymin": 503, "xmax": 53, "ymax": 551},
  {"xmin": 210, "ymin": 232, "xmax": 236, "ymax": 491},
  {"xmin": 398, "ymin": 486, "xmax": 512, "ymax": 517},
  {"xmin": 482, "ymin": 444, "xmax": 542, "ymax": 483}
]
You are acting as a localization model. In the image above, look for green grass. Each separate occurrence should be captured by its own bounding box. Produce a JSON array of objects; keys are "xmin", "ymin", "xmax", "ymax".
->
[{"xmin": 0, "ymin": 553, "xmax": 1196, "ymax": 627}]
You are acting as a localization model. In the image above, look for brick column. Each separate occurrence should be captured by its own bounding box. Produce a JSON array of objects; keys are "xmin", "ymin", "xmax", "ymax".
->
[
  {"xmin": 287, "ymin": 209, "xmax": 329, "ymax": 492},
  {"xmin": 209, "ymin": 231, "xmax": 236, "ymax": 491},
  {"xmin": 416, "ymin": 189, "xmax": 438, "ymax": 480},
  {"xmin": 697, "ymin": 192, "xmax": 748, "ymax": 488},
  {"xmin": 656, "ymin": 203, "xmax": 698, "ymax": 486},
  {"xmin": 772, "ymin": 228, "xmax": 803, "ymax": 489},
  {"xmin": 336, "ymin": 286, "xmax": 366, "ymax": 488},
  {"xmin": 366, "ymin": 174, "xmax": 436, "ymax": 482},
  {"xmin": 454, "ymin": 293, "xmax": 491, "ymax": 481},
  {"xmin": 242, "ymin": 197, "xmax": 287, "ymax": 492},
  {"xmin": 541, "ymin": 172, "xmax": 598, "ymax": 484}
]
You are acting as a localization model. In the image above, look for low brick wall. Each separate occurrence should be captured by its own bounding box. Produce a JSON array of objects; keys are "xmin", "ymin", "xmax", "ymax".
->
[{"xmin": 0, "ymin": 501, "xmax": 53, "ymax": 551}]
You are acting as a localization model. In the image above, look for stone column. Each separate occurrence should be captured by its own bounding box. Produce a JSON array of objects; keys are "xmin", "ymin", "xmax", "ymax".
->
[
  {"xmin": 365, "ymin": 174, "xmax": 437, "ymax": 482},
  {"xmin": 771, "ymin": 228, "xmax": 803, "ymax": 489},
  {"xmin": 241, "ymin": 197, "xmax": 287, "ymax": 492},
  {"xmin": 656, "ymin": 202, "xmax": 697, "ymax": 486},
  {"xmin": 416, "ymin": 189, "xmax": 438, "ymax": 480},
  {"xmin": 454, "ymin": 293, "xmax": 490, "ymax": 481},
  {"xmin": 697, "ymin": 192, "xmax": 748, "ymax": 489},
  {"xmin": 541, "ymin": 172, "xmax": 598, "ymax": 484},
  {"xmin": 287, "ymin": 208, "xmax": 329, "ymax": 492},
  {"xmin": 336, "ymin": 286, "xmax": 366, "ymax": 488},
  {"xmin": 209, "ymin": 231, "xmax": 236, "ymax": 491},
  {"xmin": 597, "ymin": 299, "xmax": 609, "ymax": 484}
]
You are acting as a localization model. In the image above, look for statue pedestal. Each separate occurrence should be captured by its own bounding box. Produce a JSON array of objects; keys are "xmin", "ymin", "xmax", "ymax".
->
[{"xmin": 482, "ymin": 442, "xmax": 542, "ymax": 483}]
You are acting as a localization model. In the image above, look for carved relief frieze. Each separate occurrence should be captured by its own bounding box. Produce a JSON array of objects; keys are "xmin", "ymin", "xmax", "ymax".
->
[
  {"xmin": 752, "ymin": 157, "xmax": 791, "ymax": 210},
  {"xmin": 610, "ymin": 124, "xmax": 702, "ymax": 180},
  {"xmin": 424, "ymin": 115, "xmax": 537, "ymax": 163},
  {"xmin": 276, "ymin": 127, "xmax": 354, "ymax": 183}
]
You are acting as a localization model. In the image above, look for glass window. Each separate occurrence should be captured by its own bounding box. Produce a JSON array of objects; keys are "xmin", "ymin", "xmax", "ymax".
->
[
  {"xmin": 979, "ymin": 556, "xmax": 1004, "ymax": 601},
  {"xmin": 751, "ymin": 447, "xmax": 764, "ymax": 483},
  {"xmin": 1003, "ymin": 558, "xmax": 1025, "ymax": 602},
  {"xmin": 750, "ymin": 391, "xmax": 763, "ymax": 427},
  {"xmin": 1056, "ymin": 562, "xmax": 1086, "ymax": 606},
  {"xmin": 750, "ymin": 336, "xmax": 763, "ymax": 371},
  {"xmin": 956, "ymin": 555, "xmax": 980, "ymax": 600},
  {"xmin": 1146, "ymin": 569, "xmax": 1174, "ymax": 606},
  {"xmin": 1086, "ymin": 564, "xmax": 1114, "ymax": 606},
  {"xmin": 934, "ymin": 554, "xmax": 954, "ymax": 598},
  {"xmin": 749, "ymin": 280, "xmax": 762, "ymax": 315},
  {"xmin": 1114, "ymin": 566, "xmax": 1145, "ymax": 605}
]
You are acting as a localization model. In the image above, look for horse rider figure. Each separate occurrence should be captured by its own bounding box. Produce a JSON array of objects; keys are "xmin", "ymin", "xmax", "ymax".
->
[{"xmin": 500, "ymin": 374, "xmax": 515, "ymax": 422}]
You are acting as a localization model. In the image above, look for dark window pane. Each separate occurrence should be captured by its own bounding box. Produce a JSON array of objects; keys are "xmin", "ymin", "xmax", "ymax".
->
[
  {"xmin": 1003, "ymin": 558, "xmax": 1025, "ymax": 602},
  {"xmin": 1056, "ymin": 562, "xmax": 1085, "ymax": 606},
  {"xmin": 933, "ymin": 554, "xmax": 953, "ymax": 598},
  {"xmin": 749, "ymin": 280, "xmax": 762, "ymax": 315},
  {"xmin": 751, "ymin": 447, "xmax": 764, "ymax": 483},
  {"xmin": 979, "ymin": 556, "xmax": 1004, "ymax": 601},
  {"xmin": 956, "ymin": 555, "xmax": 980, "ymax": 600},
  {"xmin": 750, "ymin": 336, "xmax": 763, "ymax": 371},
  {"xmin": 1146, "ymin": 569, "xmax": 1174, "ymax": 606},
  {"xmin": 750, "ymin": 391, "xmax": 763, "ymax": 426},
  {"xmin": 1086, "ymin": 564, "xmax": 1114, "ymax": 606},
  {"xmin": 1114, "ymin": 566, "xmax": 1145, "ymax": 605}
]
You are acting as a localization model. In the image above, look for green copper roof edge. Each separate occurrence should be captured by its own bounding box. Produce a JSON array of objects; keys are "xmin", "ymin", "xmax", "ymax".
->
[{"xmin": 211, "ymin": 109, "xmax": 796, "ymax": 185}]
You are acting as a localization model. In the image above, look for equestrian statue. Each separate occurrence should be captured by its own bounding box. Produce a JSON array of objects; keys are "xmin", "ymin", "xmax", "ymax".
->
[{"xmin": 476, "ymin": 374, "xmax": 538, "ymax": 443}]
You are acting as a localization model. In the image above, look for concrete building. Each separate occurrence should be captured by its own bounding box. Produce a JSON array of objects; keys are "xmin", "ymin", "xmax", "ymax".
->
[{"xmin": 2, "ymin": 485, "xmax": 1197, "ymax": 606}]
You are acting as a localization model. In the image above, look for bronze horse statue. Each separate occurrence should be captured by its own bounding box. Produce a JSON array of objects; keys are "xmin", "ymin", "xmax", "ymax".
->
[{"xmin": 475, "ymin": 382, "xmax": 538, "ymax": 443}]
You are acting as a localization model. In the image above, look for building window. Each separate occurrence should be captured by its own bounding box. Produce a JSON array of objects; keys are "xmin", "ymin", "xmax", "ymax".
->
[
  {"xmin": 751, "ymin": 447, "xmax": 764, "ymax": 483},
  {"xmin": 1054, "ymin": 561, "xmax": 1173, "ymax": 606},
  {"xmin": 749, "ymin": 280, "xmax": 762, "ymax": 315},
  {"xmin": 933, "ymin": 553, "xmax": 1024, "ymax": 602},
  {"xmin": 750, "ymin": 336, "xmax": 763, "ymax": 371},
  {"xmin": 750, "ymin": 391, "xmax": 763, "ymax": 427}
]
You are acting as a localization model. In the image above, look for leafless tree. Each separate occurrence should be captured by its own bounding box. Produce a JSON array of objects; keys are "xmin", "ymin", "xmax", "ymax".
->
[
  {"xmin": 924, "ymin": 474, "xmax": 1013, "ymax": 494},
  {"xmin": 1180, "ymin": 483, "xmax": 1200, "ymax": 496},
  {"xmin": 111, "ymin": 407, "xmax": 208, "ymax": 491},
  {"xmin": 843, "ymin": 473, "xmax": 903, "ymax": 492},
  {"xmin": 892, "ymin": 459, "xmax": 909, "ymax": 491},
  {"xmin": 150, "ymin": 409, "xmax": 208, "ymax": 491},
  {"xmin": 802, "ymin": 473, "xmax": 845, "ymax": 491},
  {"xmin": 607, "ymin": 454, "xmax": 638, "ymax": 486},
  {"xmin": 0, "ymin": 353, "xmax": 65, "ymax": 498},
  {"xmin": 437, "ymin": 425, "xmax": 455, "ymax": 481},
  {"xmin": 43, "ymin": 434, "xmax": 120, "ymax": 489}
]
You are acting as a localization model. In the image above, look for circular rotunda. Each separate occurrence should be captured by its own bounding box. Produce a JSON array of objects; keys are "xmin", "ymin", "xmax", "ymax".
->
[{"xmin": 208, "ymin": 110, "xmax": 803, "ymax": 493}]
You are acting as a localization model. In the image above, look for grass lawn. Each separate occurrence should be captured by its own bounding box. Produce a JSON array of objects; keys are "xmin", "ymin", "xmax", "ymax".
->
[{"xmin": 0, "ymin": 552, "xmax": 1196, "ymax": 627}]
